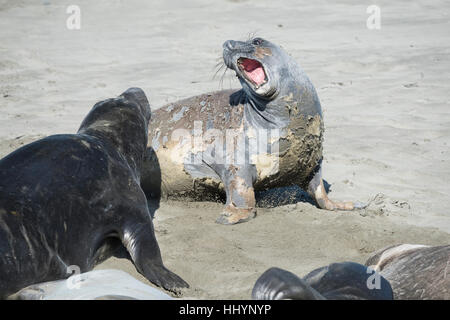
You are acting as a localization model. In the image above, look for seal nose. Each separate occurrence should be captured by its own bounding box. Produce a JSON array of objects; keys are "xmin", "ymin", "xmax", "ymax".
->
[
  {"xmin": 223, "ymin": 40, "xmax": 237, "ymax": 51},
  {"xmin": 120, "ymin": 87, "xmax": 151, "ymax": 121}
]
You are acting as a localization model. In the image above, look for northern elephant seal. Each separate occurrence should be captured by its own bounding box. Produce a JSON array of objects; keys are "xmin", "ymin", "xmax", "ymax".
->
[
  {"xmin": 252, "ymin": 263, "xmax": 393, "ymax": 300},
  {"xmin": 0, "ymin": 88, "xmax": 188, "ymax": 298},
  {"xmin": 365, "ymin": 244, "xmax": 450, "ymax": 300},
  {"xmin": 142, "ymin": 37, "xmax": 363, "ymax": 224},
  {"xmin": 252, "ymin": 244, "xmax": 450, "ymax": 300}
]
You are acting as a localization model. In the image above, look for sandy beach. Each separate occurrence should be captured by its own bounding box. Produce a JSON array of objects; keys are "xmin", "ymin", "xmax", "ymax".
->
[{"xmin": 1, "ymin": 0, "xmax": 449, "ymax": 299}]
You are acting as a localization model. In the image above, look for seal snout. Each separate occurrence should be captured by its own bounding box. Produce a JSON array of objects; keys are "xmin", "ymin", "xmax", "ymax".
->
[
  {"xmin": 120, "ymin": 87, "xmax": 151, "ymax": 121},
  {"xmin": 222, "ymin": 40, "xmax": 238, "ymax": 70},
  {"xmin": 223, "ymin": 40, "xmax": 237, "ymax": 51}
]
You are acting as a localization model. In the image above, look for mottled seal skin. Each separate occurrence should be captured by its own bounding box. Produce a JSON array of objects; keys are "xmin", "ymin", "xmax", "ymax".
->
[
  {"xmin": 252, "ymin": 263, "xmax": 393, "ymax": 300},
  {"xmin": 365, "ymin": 244, "xmax": 450, "ymax": 300},
  {"xmin": 142, "ymin": 37, "xmax": 362, "ymax": 225},
  {"xmin": 0, "ymin": 88, "xmax": 188, "ymax": 299}
]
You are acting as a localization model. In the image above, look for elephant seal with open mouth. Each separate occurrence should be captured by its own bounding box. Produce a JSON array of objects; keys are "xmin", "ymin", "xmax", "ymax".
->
[
  {"xmin": 0, "ymin": 88, "xmax": 188, "ymax": 298},
  {"xmin": 142, "ymin": 37, "xmax": 363, "ymax": 225}
]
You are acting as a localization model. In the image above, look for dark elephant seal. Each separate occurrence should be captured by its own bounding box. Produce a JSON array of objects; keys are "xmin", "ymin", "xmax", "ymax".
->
[
  {"xmin": 142, "ymin": 37, "xmax": 363, "ymax": 225},
  {"xmin": 0, "ymin": 88, "xmax": 188, "ymax": 299},
  {"xmin": 252, "ymin": 263, "xmax": 393, "ymax": 300},
  {"xmin": 365, "ymin": 244, "xmax": 450, "ymax": 300}
]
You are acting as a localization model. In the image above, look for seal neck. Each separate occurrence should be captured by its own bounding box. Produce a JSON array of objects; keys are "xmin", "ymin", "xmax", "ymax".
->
[
  {"xmin": 242, "ymin": 90, "xmax": 290, "ymax": 129},
  {"xmin": 243, "ymin": 76, "xmax": 323, "ymax": 130},
  {"xmin": 84, "ymin": 128, "xmax": 147, "ymax": 181}
]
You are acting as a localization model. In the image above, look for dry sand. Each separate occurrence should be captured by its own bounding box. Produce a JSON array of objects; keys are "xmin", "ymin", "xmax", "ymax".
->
[{"xmin": 0, "ymin": 0, "xmax": 449, "ymax": 299}]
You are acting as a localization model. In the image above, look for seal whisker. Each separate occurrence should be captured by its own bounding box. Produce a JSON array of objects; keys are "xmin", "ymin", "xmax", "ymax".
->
[
  {"xmin": 214, "ymin": 60, "xmax": 225, "ymax": 68},
  {"xmin": 218, "ymin": 65, "xmax": 229, "ymax": 90},
  {"xmin": 212, "ymin": 61, "xmax": 226, "ymax": 81},
  {"xmin": 246, "ymin": 31, "xmax": 259, "ymax": 42}
]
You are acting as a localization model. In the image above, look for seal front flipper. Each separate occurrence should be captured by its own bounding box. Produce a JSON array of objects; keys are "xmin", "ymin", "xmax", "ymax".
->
[
  {"xmin": 307, "ymin": 167, "xmax": 367, "ymax": 211},
  {"xmin": 216, "ymin": 164, "xmax": 257, "ymax": 225},
  {"xmin": 121, "ymin": 221, "xmax": 189, "ymax": 292}
]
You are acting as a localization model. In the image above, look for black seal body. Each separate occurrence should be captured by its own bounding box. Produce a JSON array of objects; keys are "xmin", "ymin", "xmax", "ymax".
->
[{"xmin": 0, "ymin": 88, "xmax": 188, "ymax": 298}]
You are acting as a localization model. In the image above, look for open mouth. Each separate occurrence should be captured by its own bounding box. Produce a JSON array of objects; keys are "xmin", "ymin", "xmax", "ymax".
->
[{"xmin": 237, "ymin": 58, "xmax": 268, "ymax": 88}]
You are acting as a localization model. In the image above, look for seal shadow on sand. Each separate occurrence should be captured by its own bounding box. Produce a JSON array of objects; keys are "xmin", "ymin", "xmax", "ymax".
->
[{"xmin": 255, "ymin": 180, "xmax": 331, "ymax": 208}]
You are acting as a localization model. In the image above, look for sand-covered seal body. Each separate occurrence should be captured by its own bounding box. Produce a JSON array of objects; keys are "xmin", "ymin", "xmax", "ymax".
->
[
  {"xmin": 365, "ymin": 244, "xmax": 450, "ymax": 300},
  {"xmin": 143, "ymin": 37, "xmax": 360, "ymax": 224},
  {"xmin": 252, "ymin": 263, "xmax": 393, "ymax": 300},
  {"xmin": 0, "ymin": 88, "xmax": 187, "ymax": 298}
]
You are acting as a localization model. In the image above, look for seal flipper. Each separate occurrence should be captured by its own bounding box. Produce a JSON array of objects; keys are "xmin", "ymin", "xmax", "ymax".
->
[
  {"xmin": 216, "ymin": 165, "xmax": 257, "ymax": 225},
  {"xmin": 307, "ymin": 167, "xmax": 367, "ymax": 211},
  {"xmin": 252, "ymin": 267, "xmax": 325, "ymax": 300},
  {"xmin": 121, "ymin": 222, "xmax": 189, "ymax": 293}
]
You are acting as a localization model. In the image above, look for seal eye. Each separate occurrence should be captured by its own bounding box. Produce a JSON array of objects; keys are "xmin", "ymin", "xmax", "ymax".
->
[{"xmin": 252, "ymin": 38, "xmax": 262, "ymax": 46}]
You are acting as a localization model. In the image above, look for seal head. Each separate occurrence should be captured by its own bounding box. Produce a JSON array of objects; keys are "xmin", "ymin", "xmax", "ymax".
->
[
  {"xmin": 223, "ymin": 37, "xmax": 280, "ymax": 99},
  {"xmin": 223, "ymin": 37, "xmax": 322, "ymax": 128}
]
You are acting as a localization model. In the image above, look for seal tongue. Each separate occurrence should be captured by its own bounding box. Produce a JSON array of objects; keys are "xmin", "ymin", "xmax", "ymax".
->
[{"xmin": 241, "ymin": 58, "xmax": 265, "ymax": 86}]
